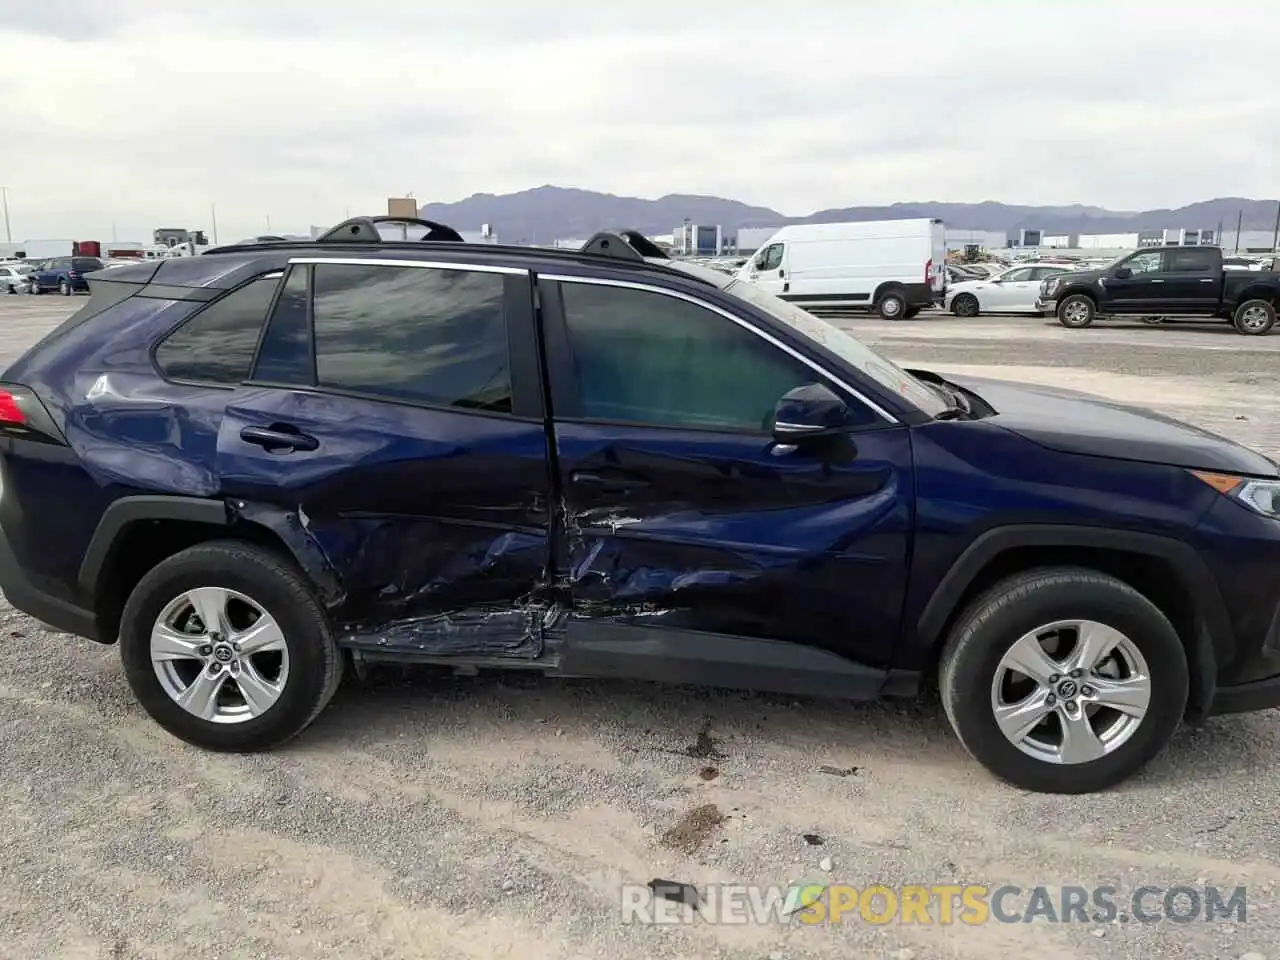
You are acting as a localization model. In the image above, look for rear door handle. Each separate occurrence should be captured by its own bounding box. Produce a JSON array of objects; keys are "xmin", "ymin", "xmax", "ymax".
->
[
  {"xmin": 240, "ymin": 424, "xmax": 319, "ymax": 453},
  {"xmin": 570, "ymin": 470, "xmax": 649, "ymax": 491},
  {"xmin": 1200, "ymin": 278, "xmax": 1215, "ymax": 283},
  {"xmin": 1149, "ymin": 279, "xmax": 1164, "ymax": 283}
]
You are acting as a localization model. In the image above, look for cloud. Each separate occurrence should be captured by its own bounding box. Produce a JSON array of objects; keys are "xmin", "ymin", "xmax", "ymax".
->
[{"xmin": 1, "ymin": 0, "xmax": 1278, "ymax": 243}]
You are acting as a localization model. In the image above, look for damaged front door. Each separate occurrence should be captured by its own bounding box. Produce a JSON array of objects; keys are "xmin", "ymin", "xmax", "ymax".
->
[
  {"xmin": 539, "ymin": 276, "xmax": 914, "ymax": 698},
  {"xmin": 216, "ymin": 257, "xmax": 555, "ymax": 661}
]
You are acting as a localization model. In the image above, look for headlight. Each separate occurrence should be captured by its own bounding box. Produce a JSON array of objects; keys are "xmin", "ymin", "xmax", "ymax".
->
[
  {"xmin": 1192, "ymin": 471, "xmax": 1280, "ymax": 518},
  {"xmin": 1042, "ymin": 277, "xmax": 1062, "ymax": 296}
]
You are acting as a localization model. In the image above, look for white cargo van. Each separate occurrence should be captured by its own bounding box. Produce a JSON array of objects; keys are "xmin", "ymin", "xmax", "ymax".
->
[{"xmin": 737, "ymin": 218, "xmax": 947, "ymax": 319}]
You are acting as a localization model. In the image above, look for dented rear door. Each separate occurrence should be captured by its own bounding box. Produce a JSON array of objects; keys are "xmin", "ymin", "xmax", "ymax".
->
[
  {"xmin": 539, "ymin": 275, "xmax": 914, "ymax": 679},
  {"xmin": 216, "ymin": 257, "xmax": 555, "ymax": 659}
]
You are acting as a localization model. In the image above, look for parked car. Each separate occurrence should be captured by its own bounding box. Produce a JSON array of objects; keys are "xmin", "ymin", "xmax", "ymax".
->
[
  {"xmin": 945, "ymin": 263, "xmax": 1072, "ymax": 317},
  {"xmin": 738, "ymin": 218, "xmax": 947, "ymax": 319},
  {"xmin": 2, "ymin": 216, "xmax": 1278, "ymax": 795},
  {"xmin": 0, "ymin": 262, "xmax": 33, "ymax": 294},
  {"xmin": 1038, "ymin": 245, "xmax": 1280, "ymax": 335},
  {"xmin": 26, "ymin": 256, "xmax": 104, "ymax": 295}
]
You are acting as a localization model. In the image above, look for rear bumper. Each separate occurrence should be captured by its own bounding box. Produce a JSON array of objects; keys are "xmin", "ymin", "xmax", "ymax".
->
[
  {"xmin": 901, "ymin": 282, "xmax": 936, "ymax": 309},
  {"xmin": 0, "ymin": 521, "xmax": 97, "ymax": 640}
]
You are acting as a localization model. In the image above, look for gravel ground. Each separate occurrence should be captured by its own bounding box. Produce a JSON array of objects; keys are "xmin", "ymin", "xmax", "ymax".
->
[{"xmin": 1, "ymin": 298, "xmax": 1278, "ymax": 960}]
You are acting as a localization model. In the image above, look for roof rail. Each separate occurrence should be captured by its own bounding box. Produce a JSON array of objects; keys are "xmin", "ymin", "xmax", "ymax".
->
[
  {"xmin": 581, "ymin": 230, "xmax": 667, "ymax": 262},
  {"xmin": 317, "ymin": 215, "xmax": 465, "ymax": 244}
]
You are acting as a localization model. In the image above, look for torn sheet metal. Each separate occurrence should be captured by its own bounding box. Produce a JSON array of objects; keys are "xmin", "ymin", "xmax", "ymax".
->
[
  {"xmin": 228, "ymin": 499, "xmax": 346, "ymax": 606},
  {"xmin": 345, "ymin": 603, "xmax": 547, "ymax": 660}
]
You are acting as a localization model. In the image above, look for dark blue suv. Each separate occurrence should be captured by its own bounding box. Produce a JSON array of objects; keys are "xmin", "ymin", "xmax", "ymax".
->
[
  {"xmin": 27, "ymin": 256, "xmax": 104, "ymax": 295},
  {"xmin": 1, "ymin": 216, "xmax": 1278, "ymax": 794}
]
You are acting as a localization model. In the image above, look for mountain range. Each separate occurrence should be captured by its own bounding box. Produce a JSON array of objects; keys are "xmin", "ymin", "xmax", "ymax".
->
[{"xmin": 417, "ymin": 186, "xmax": 1280, "ymax": 243}]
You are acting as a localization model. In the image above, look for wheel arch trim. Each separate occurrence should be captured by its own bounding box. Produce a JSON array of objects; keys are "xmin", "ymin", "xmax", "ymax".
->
[{"xmin": 915, "ymin": 524, "xmax": 1228, "ymax": 715}]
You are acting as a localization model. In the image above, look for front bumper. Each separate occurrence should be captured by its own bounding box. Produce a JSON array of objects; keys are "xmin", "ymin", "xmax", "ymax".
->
[{"xmin": 1035, "ymin": 297, "xmax": 1057, "ymax": 312}]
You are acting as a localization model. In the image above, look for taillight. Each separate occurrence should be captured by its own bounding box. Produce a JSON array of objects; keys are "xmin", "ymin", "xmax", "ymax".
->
[
  {"xmin": 925, "ymin": 259, "xmax": 933, "ymax": 283},
  {"xmin": 0, "ymin": 383, "xmax": 67, "ymax": 445},
  {"xmin": 68, "ymin": 271, "xmax": 79, "ymax": 279},
  {"xmin": 0, "ymin": 390, "xmax": 24, "ymax": 424}
]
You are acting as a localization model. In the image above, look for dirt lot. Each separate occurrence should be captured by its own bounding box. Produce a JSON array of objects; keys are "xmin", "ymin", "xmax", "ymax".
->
[{"xmin": 1, "ymin": 298, "xmax": 1278, "ymax": 960}]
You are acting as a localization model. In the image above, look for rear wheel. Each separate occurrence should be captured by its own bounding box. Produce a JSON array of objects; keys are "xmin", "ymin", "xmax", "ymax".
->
[
  {"xmin": 952, "ymin": 294, "xmax": 980, "ymax": 318},
  {"xmin": 939, "ymin": 568, "xmax": 1186, "ymax": 793},
  {"xmin": 59, "ymin": 280, "xmax": 71, "ymax": 296},
  {"xmin": 26, "ymin": 280, "xmax": 39, "ymax": 295},
  {"xmin": 1057, "ymin": 294, "xmax": 1096, "ymax": 329},
  {"xmin": 119, "ymin": 541, "xmax": 343, "ymax": 752},
  {"xmin": 876, "ymin": 290, "xmax": 907, "ymax": 320},
  {"xmin": 1233, "ymin": 299, "xmax": 1276, "ymax": 336}
]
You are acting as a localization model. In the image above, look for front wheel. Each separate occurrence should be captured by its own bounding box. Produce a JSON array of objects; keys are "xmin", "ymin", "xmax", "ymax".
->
[
  {"xmin": 119, "ymin": 541, "xmax": 343, "ymax": 752},
  {"xmin": 1057, "ymin": 294, "xmax": 1096, "ymax": 329},
  {"xmin": 951, "ymin": 294, "xmax": 980, "ymax": 318},
  {"xmin": 1233, "ymin": 299, "xmax": 1276, "ymax": 336},
  {"xmin": 938, "ymin": 568, "xmax": 1186, "ymax": 794},
  {"xmin": 876, "ymin": 290, "xmax": 907, "ymax": 320}
]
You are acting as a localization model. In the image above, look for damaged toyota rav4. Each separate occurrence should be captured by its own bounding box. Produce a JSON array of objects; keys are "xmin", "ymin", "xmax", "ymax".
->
[{"xmin": 2, "ymin": 217, "xmax": 1278, "ymax": 794}]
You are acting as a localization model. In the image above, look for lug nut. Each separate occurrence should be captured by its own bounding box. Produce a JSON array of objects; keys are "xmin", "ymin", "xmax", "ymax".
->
[
  {"xmin": 1070, "ymin": 669, "xmax": 1083, "ymax": 679},
  {"xmin": 1046, "ymin": 694, "xmax": 1057, "ymax": 705},
  {"xmin": 1049, "ymin": 674, "xmax": 1061, "ymax": 684},
  {"xmin": 207, "ymin": 662, "xmax": 222, "ymax": 676},
  {"xmin": 1064, "ymin": 700, "xmax": 1078, "ymax": 714},
  {"xmin": 1080, "ymin": 685, "xmax": 1095, "ymax": 697},
  {"xmin": 199, "ymin": 645, "xmax": 212, "ymax": 657}
]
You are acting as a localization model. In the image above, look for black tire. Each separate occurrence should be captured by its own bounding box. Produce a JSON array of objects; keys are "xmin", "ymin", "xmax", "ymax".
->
[
  {"xmin": 952, "ymin": 294, "xmax": 980, "ymax": 318},
  {"xmin": 119, "ymin": 540, "xmax": 343, "ymax": 752},
  {"xmin": 59, "ymin": 280, "xmax": 71, "ymax": 296},
  {"xmin": 1057, "ymin": 294, "xmax": 1096, "ymax": 329},
  {"xmin": 876, "ymin": 289, "xmax": 907, "ymax": 320},
  {"xmin": 27, "ymin": 281, "xmax": 39, "ymax": 295},
  {"xmin": 938, "ymin": 567, "xmax": 1187, "ymax": 794},
  {"xmin": 903, "ymin": 306, "xmax": 921, "ymax": 319},
  {"xmin": 1232, "ymin": 298, "xmax": 1276, "ymax": 336}
]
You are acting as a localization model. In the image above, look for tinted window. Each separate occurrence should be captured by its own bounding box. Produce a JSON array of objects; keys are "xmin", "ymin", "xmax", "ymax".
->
[
  {"xmin": 311, "ymin": 263, "xmax": 512, "ymax": 412},
  {"xmin": 253, "ymin": 265, "xmax": 313, "ymax": 385},
  {"xmin": 1167, "ymin": 249, "xmax": 1217, "ymax": 272},
  {"xmin": 559, "ymin": 282, "xmax": 875, "ymax": 432},
  {"xmin": 154, "ymin": 275, "xmax": 280, "ymax": 384},
  {"xmin": 72, "ymin": 257, "xmax": 103, "ymax": 272},
  {"xmin": 1126, "ymin": 251, "xmax": 1165, "ymax": 274}
]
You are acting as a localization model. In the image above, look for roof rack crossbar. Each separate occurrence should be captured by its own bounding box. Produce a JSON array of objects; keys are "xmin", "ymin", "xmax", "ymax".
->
[
  {"xmin": 581, "ymin": 230, "xmax": 666, "ymax": 262},
  {"xmin": 318, "ymin": 215, "xmax": 464, "ymax": 244}
]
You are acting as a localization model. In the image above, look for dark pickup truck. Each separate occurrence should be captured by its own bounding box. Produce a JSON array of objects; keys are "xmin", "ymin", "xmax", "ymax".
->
[{"xmin": 1036, "ymin": 245, "xmax": 1280, "ymax": 335}]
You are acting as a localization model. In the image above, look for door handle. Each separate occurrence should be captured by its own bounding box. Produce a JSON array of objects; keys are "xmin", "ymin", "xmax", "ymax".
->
[
  {"xmin": 240, "ymin": 424, "xmax": 319, "ymax": 452},
  {"xmin": 570, "ymin": 470, "xmax": 649, "ymax": 491},
  {"xmin": 1149, "ymin": 279, "xmax": 1164, "ymax": 283},
  {"xmin": 1200, "ymin": 279, "xmax": 1215, "ymax": 283}
]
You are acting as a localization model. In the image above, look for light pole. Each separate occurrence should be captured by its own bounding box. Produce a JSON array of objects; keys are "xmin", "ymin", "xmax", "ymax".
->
[{"xmin": 1, "ymin": 187, "xmax": 11, "ymax": 243}]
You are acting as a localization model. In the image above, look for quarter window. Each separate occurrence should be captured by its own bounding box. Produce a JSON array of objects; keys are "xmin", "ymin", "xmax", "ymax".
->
[
  {"xmin": 558, "ymin": 282, "xmax": 875, "ymax": 432},
  {"xmin": 253, "ymin": 265, "xmax": 313, "ymax": 385},
  {"xmin": 311, "ymin": 263, "xmax": 513, "ymax": 412},
  {"xmin": 154, "ymin": 275, "xmax": 281, "ymax": 384}
]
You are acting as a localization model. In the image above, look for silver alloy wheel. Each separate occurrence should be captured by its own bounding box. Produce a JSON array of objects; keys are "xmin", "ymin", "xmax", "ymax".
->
[
  {"xmin": 1062, "ymin": 301, "xmax": 1090, "ymax": 325},
  {"xmin": 1239, "ymin": 304, "xmax": 1270, "ymax": 332},
  {"xmin": 150, "ymin": 586, "xmax": 290, "ymax": 724},
  {"xmin": 990, "ymin": 619, "xmax": 1152, "ymax": 765}
]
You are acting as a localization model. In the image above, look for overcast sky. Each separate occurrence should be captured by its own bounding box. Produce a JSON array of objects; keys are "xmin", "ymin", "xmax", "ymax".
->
[{"xmin": 2, "ymin": 0, "xmax": 1278, "ymax": 244}]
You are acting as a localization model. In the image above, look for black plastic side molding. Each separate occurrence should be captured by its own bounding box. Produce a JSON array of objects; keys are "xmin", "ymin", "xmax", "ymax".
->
[{"xmin": 78, "ymin": 495, "xmax": 230, "ymax": 599}]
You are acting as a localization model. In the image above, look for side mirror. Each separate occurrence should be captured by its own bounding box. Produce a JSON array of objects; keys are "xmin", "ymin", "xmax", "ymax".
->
[
  {"xmin": 772, "ymin": 383, "xmax": 848, "ymax": 442},
  {"xmin": 1114, "ymin": 267, "xmax": 1132, "ymax": 280},
  {"xmin": 990, "ymin": 277, "xmax": 1003, "ymax": 284}
]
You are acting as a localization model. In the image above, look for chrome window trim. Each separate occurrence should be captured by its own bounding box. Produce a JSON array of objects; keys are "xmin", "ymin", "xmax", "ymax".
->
[
  {"xmin": 287, "ymin": 256, "xmax": 527, "ymax": 276},
  {"xmin": 541, "ymin": 273, "xmax": 900, "ymax": 424}
]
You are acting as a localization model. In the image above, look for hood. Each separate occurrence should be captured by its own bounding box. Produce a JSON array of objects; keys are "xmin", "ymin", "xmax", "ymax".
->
[{"xmin": 941, "ymin": 373, "xmax": 1279, "ymax": 477}]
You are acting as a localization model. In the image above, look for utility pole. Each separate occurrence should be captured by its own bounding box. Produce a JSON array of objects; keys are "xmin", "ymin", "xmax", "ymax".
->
[
  {"xmin": 210, "ymin": 203, "xmax": 219, "ymax": 245},
  {"xmin": 1, "ymin": 187, "xmax": 10, "ymax": 243},
  {"xmin": 1235, "ymin": 209, "xmax": 1243, "ymax": 252},
  {"xmin": 1272, "ymin": 201, "xmax": 1280, "ymax": 253},
  {"xmin": 265, "ymin": 215, "xmax": 272, "ymax": 233}
]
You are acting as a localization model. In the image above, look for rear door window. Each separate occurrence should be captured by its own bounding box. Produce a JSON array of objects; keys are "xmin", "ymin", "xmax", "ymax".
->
[
  {"xmin": 72, "ymin": 257, "xmax": 103, "ymax": 273},
  {"xmin": 1166, "ymin": 249, "xmax": 1217, "ymax": 273},
  {"xmin": 154, "ymin": 274, "xmax": 282, "ymax": 385},
  {"xmin": 309, "ymin": 262, "xmax": 513, "ymax": 413}
]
